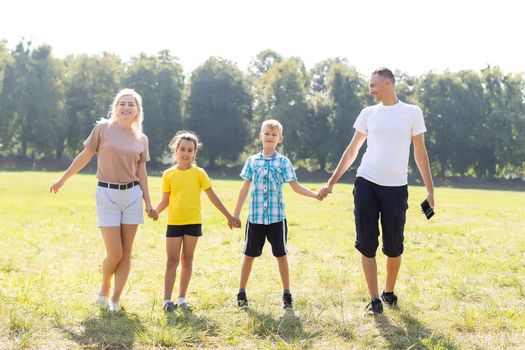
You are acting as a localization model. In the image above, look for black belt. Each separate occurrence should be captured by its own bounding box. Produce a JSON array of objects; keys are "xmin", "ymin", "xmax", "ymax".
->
[{"xmin": 98, "ymin": 181, "xmax": 139, "ymax": 190}]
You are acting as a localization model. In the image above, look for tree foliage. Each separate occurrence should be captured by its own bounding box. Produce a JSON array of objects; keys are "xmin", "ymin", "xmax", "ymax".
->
[
  {"xmin": 63, "ymin": 53, "xmax": 123, "ymax": 156},
  {"xmin": 258, "ymin": 58, "xmax": 310, "ymax": 161},
  {"xmin": 0, "ymin": 42, "xmax": 64, "ymax": 158},
  {"xmin": 125, "ymin": 50, "xmax": 184, "ymax": 162},
  {"xmin": 326, "ymin": 62, "xmax": 367, "ymax": 166},
  {"xmin": 187, "ymin": 57, "xmax": 252, "ymax": 167},
  {"xmin": 0, "ymin": 40, "xmax": 523, "ymax": 178}
]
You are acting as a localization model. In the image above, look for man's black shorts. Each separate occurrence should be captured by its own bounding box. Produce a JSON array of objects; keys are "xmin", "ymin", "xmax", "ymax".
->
[
  {"xmin": 166, "ymin": 224, "xmax": 202, "ymax": 237},
  {"xmin": 353, "ymin": 177, "xmax": 408, "ymax": 258},
  {"xmin": 243, "ymin": 220, "xmax": 288, "ymax": 257}
]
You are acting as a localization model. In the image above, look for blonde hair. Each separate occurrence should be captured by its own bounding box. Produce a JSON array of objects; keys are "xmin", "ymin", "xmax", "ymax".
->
[
  {"xmin": 261, "ymin": 119, "xmax": 283, "ymax": 134},
  {"xmin": 169, "ymin": 130, "xmax": 200, "ymax": 164},
  {"xmin": 104, "ymin": 88, "xmax": 144, "ymax": 135}
]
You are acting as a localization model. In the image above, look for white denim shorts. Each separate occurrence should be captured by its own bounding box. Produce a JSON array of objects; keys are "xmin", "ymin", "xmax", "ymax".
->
[{"xmin": 95, "ymin": 183, "xmax": 144, "ymax": 227}]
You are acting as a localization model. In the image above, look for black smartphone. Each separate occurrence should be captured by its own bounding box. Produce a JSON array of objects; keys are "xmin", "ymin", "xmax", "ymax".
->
[{"xmin": 420, "ymin": 199, "xmax": 434, "ymax": 220}]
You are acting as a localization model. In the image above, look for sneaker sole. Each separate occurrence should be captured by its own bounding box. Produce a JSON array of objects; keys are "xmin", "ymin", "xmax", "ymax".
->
[
  {"xmin": 381, "ymin": 298, "xmax": 397, "ymax": 307},
  {"xmin": 365, "ymin": 309, "xmax": 383, "ymax": 316}
]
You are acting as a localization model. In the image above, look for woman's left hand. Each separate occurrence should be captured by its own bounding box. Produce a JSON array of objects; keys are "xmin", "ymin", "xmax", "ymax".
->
[{"xmin": 145, "ymin": 204, "xmax": 155, "ymax": 217}]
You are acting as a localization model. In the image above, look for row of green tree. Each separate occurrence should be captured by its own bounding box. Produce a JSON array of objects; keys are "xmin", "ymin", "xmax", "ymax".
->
[{"xmin": 0, "ymin": 40, "xmax": 524, "ymax": 178}]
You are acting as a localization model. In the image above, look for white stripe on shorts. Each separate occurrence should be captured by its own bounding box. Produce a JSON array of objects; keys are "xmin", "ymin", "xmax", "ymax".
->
[
  {"xmin": 282, "ymin": 221, "xmax": 287, "ymax": 254},
  {"xmin": 243, "ymin": 221, "xmax": 250, "ymax": 254}
]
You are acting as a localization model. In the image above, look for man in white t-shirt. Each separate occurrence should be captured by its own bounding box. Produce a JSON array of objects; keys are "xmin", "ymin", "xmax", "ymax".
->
[{"xmin": 320, "ymin": 68, "xmax": 435, "ymax": 315}]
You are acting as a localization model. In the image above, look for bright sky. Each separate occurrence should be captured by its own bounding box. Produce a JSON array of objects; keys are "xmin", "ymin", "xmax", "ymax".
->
[{"xmin": 2, "ymin": 0, "xmax": 523, "ymax": 77}]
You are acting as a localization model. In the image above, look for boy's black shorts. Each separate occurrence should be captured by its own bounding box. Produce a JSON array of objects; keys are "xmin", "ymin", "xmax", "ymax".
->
[
  {"xmin": 166, "ymin": 224, "xmax": 202, "ymax": 237},
  {"xmin": 243, "ymin": 220, "xmax": 288, "ymax": 257},
  {"xmin": 353, "ymin": 177, "xmax": 408, "ymax": 258}
]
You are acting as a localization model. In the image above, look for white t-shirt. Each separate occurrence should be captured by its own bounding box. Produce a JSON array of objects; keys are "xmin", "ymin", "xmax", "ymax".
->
[{"xmin": 353, "ymin": 101, "xmax": 426, "ymax": 186}]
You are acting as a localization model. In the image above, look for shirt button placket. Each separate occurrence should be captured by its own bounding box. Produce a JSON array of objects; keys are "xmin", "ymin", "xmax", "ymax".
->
[{"xmin": 263, "ymin": 162, "xmax": 269, "ymax": 224}]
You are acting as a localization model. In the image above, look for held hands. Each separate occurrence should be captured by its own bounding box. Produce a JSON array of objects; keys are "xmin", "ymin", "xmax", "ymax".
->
[
  {"xmin": 228, "ymin": 215, "xmax": 241, "ymax": 229},
  {"xmin": 317, "ymin": 184, "xmax": 333, "ymax": 200},
  {"xmin": 146, "ymin": 206, "xmax": 159, "ymax": 221}
]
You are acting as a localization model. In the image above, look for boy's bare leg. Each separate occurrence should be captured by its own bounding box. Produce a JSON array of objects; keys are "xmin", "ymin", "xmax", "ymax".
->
[
  {"xmin": 277, "ymin": 255, "xmax": 290, "ymax": 290},
  {"xmin": 240, "ymin": 255, "xmax": 255, "ymax": 289}
]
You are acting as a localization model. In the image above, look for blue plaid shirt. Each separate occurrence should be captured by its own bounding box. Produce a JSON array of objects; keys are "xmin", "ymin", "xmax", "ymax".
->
[{"xmin": 240, "ymin": 151, "xmax": 297, "ymax": 225}]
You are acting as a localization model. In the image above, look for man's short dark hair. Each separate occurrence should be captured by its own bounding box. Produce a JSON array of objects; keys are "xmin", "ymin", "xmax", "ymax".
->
[{"xmin": 372, "ymin": 68, "xmax": 395, "ymax": 84}]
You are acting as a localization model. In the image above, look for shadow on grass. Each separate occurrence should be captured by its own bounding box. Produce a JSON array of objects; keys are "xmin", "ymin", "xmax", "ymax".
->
[
  {"xmin": 245, "ymin": 308, "xmax": 320, "ymax": 348},
  {"xmin": 163, "ymin": 308, "xmax": 219, "ymax": 338},
  {"xmin": 65, "ymin": 308, "xmax": 144, "ymax": 350},
  {"xmin": 136, "ymin": 308, "xmax": 219, "ymax": 348},
  {"xmin": 374, "ymin": 308, "xmax": 458, "ymax": 350}
]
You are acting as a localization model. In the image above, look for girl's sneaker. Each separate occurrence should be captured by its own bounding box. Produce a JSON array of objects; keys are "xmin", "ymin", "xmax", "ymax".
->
[
  {"xmin": 178, "ymin": 302, "xmax": 191, "ymax": 311},
  {"xmin": 163, "ymin": 301, "xmax": 177, "ymax": 312}
]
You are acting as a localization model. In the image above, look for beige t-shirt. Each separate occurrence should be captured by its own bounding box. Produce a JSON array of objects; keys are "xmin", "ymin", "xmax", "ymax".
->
[{"xmin": 83, "ymin": 120, "xmax": 150, "ymax": 183}]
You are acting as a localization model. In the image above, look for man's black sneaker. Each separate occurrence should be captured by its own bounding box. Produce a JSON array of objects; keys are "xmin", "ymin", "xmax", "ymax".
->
[
  {"xmin": 237, "ymin": 292, "xmax": 249, "ymax": 308},
  {"xmin": 381, "ymin": 291, "xmax": 398, "ymax": 307},
  {"xmin": 282, "ymin": 293, "xmax": 293, "ymax": 309},
  {"xmin": 163, "ymin": 301, "xmax": 177, "ymax": 312},
  {"xmin": 366, "ymin": 298, "xmax": 383, "ymax": 315}
]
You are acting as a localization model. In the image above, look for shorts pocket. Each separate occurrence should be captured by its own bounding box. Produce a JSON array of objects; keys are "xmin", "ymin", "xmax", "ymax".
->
[
  {"xmin": 96, "ymin": 186, "xmax": 116, "ymax": 205},
  {"xmin": 125, "ymin": 186, "xmax": 143, "ymax": 209}
]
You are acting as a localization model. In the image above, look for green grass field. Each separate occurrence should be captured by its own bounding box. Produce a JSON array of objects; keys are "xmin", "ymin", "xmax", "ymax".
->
[{"xmin": 0, "ymin": 171, "xmax": 524, "ymax": 349}]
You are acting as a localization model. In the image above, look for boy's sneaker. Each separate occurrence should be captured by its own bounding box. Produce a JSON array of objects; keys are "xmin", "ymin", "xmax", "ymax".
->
[
  {"xmin": 365, "ymin": 298, "xmax": 383, "ymax": 315},
  {"xmin": 163, "ymin": 301, "xmax": 177, "ymax": 312},
  {"xmin": 282, "ymin": 293, "xmax": 293, "ymax": 309},
  {"xmin": 237, "ymin": 292, "xmax": 249, "ymax": 308},
  {"xmin": 381, "ymin": 291, "xmax": 398, "ymax": 307}
]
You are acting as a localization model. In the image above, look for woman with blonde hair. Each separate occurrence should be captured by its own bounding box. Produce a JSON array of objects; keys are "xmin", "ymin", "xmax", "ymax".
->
[{"xmin": 50, "ymin": 88, "xmax": 153, "ymax": 312}]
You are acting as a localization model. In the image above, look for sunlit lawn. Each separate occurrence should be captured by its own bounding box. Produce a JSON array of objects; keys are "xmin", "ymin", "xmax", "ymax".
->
[{"xmin": 0, "ymin": 171, "xmax": 524, "ymax": 349}]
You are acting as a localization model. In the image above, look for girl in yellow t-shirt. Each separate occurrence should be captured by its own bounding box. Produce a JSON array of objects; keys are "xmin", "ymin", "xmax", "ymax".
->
[{"xmin": 150, "ymin": 131, "xmax": 241, "ymax": 311}]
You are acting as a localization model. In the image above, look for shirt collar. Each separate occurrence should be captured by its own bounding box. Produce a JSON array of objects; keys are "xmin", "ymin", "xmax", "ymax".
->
[{"xmin": 257, "ymin": 151, "xmax": 279, "ymax": 160}]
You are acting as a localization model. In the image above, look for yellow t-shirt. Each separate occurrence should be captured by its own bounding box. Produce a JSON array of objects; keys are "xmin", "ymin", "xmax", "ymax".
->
[{"xmin": 162, "ymin": 165, "xmax": 212, "ymax": 225}]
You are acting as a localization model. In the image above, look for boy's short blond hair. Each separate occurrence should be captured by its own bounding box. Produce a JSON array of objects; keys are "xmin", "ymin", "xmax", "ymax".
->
[{"xmin": 261, "ymin": 119, "xmax": 283, "ymax": 135}]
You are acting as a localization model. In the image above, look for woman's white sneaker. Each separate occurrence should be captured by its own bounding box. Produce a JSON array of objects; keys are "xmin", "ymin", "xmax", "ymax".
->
[
  {"xmin": 95, "ymin": 295, "xmax": 109, "ymax": 308},
  {"xmin": 109, "ymin": 303, "xmax": 121, "ymax": 312}
]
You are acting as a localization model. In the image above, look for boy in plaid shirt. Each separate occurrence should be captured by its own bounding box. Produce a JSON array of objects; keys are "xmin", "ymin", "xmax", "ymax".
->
[{"xmin": 233, "ymin": 119, "xmax": 322, "ymax": 309}]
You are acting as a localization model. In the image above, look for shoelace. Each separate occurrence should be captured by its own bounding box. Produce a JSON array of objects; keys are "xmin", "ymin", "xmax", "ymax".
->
[{"xmin": 364, "ymin": 299, "xmax": 381, "ymax": 314}]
